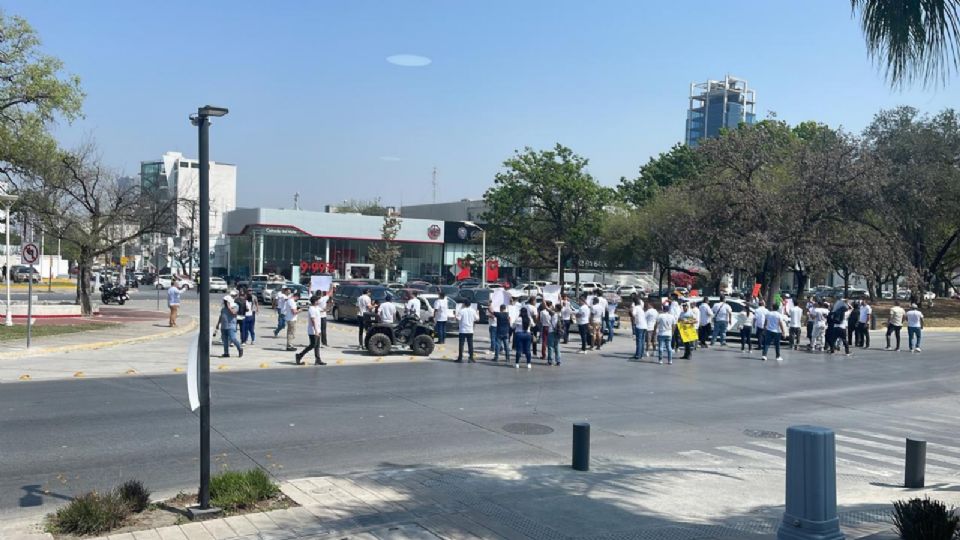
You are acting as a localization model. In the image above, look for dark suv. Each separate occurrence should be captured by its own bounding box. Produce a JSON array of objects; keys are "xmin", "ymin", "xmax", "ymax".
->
[
  {"xmin": 331, "ymin": 285, "xmax": 392, "ymax": 322},
  {"xmin": 456, "ymin": 288, "xmax": 491, "ymax": 324}
]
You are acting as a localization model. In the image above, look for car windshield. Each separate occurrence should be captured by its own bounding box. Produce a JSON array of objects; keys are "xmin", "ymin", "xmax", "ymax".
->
[
  {"xmin": 370, "ymin": 288, "xmax": 389, "ymax": 302},
  {"xmin": 473, "ymin": 290, "xmax": 492, "ymax": 303}
]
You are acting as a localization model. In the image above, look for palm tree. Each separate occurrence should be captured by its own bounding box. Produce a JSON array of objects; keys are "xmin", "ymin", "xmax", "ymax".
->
[{"xmin": 851, "ymin": 0, "xmax": 960, "ymax": 86}]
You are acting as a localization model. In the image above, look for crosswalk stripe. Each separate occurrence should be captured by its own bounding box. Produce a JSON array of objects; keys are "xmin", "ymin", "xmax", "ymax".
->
[
  {"xmin": 677, "ymin": 450, "xmax": 728, "ymax": 464},
  {"xmin": 715, "ymin": 446, "xmax": 785, "ymax": 467},
  {"xmin": 887, "ymin": 415, "xmax": 957, "ymax": 431},
  {"xmin": 747, "ymin": 440, "xmax": 892, "ymax": 477},
  {"xmin": 837, "ymin": 433, "xmax": 960, "ymax": 467},
  {"xmin": 875, "ymin": 421, "xmax": 960, "ymax": 450}
]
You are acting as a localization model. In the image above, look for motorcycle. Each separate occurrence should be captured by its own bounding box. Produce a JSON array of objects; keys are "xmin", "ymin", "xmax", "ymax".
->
[{"xmin": 100, "ymin": 283, "xmax": 129, "ymax": 305}]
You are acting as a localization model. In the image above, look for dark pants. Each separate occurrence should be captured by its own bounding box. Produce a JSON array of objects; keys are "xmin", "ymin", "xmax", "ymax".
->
[
  {"xmin": 755, "ymin": 327, "xmax": 766, "ymax": 349},
  {"xmin": 762, "ymin": 331, "xmax": 782, "ymax": 358},
  {"xmin": 681, "ymin": 339, "xmax": 694, "ymax": 359},
  {"xmin": 359, "ymin": 323, "xmax": 365, "ymax": 348},
  {"xmin": 578, "ymin": 324, "xmax": 589, "ymax": 350},
  {"xmin": 296, "ymin": 335, "xmax": 322, "ymax": 363},
  {"xmin": 435, "ymin": 320, "xmax": 447, "ymax": 343},
  {"xmin": 514, "ymin": 331, "xmax": 532, "ymax": 364},
  {"xmin": 541, "ymin": 328, "xmax": 550, "ymax": 358},
  {"xmin": 699, "ymin": 324, "xmax": 712, "ymax": 346},
  {"xmin": 828, "ymin": 327, "xmax": 850, "ymax": 354},
  {"xmin": 788, "ymin": 327, "xmax": 801, "ymax": 349},
  {"xmin": 241, "ymin": 314, "xmax": 256, "ymax": 344},
  {"xmin": 886, "ymin": 324, "xmax": 902, "ymax": 350},
  {"xmin": 320, "ymin": 318, "xmax": 327, "ymax": 346},
  {"xmin": 562, "ymin": 320, "xmax": 571, "ymax": 343},
  {"xmin": 458, "ymin": 333, "xmax": 474, "ymax": 360},
  {"xmin": 847, "ymin": 324, "xmax": 855, "ymax": 345},
  {"xmin": 856, "ymin": 322, "xmax": 869, "ymax": 347},
  {"xmin": 740, "ymin": 326, "xmax": 753, "ymax": 351},
  {"xmin": 806, "ymin": 320, "xmax": 813, "ymax": 339}
]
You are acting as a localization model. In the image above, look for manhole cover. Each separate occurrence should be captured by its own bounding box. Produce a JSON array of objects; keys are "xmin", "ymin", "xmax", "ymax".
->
[
  {"xmin": 503, "ymin": 423, "xmax": 555, "ymax": 435},
  {"xmin": 744, "ymin": 429, "xmax": 784, "ymax": 439}
]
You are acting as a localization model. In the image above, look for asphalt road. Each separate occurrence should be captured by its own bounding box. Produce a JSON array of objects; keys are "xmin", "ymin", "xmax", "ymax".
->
[{"xmin": 3, "ymin": 324, "xmax": 960, "ymax": 522}]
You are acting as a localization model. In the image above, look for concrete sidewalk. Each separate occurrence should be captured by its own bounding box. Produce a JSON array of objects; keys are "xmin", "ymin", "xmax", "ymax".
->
[{"xmin": 6, "ymin": 460, "xmax": 941, "ymax": 539}]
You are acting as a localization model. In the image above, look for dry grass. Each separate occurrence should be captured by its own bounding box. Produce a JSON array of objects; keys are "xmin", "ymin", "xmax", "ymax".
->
[{"xmin": 872, "ymin": 299, "xmax": 960, "ymax": 328}]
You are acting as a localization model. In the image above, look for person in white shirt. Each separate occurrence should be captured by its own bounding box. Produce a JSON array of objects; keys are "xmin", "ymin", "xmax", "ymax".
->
[
  {"xmin": 316, "ymin": 291, "xmax": 330, "ymax": 346},
  {"xmin": 357, "ymin": 289, "xmax": 373, "ymax": 349},
  {"xmin": 886, "ymin": 300, "xmax": 906, "ymax": 351},
  {"xmin": 830, "ymin": 299, "xmax": 852, "ymax": 356},
  {"xmin": 167, "ymin": 278, "xmax": 188, "ymax": 327},
  {"xmin": 539, "ymin": 300, "xmax": 554, "ymax": 360},
  {"xmin": 698, "ymin": 301, "xmax": 713, "ymax": 348},
  {"xmin": 710, "ymin": 296, "xmax": 733, "ymax": 346},
  {"xmin": 378, "ymin": 297, "xmax": 397, "ymax": 324},
  {"xmin": 811, "ymin": 302, "xmax": 830, "ymax": 352},
  {"xmin": 576, "ymin": 297, "xmax": 592, "ymax": 353},
  {"xmin": 488, "ymin": 301, "xmax": 499, "ymax": 355},
  {"xmin": 753, "ymin": 300, "xmax": 769, "ymax": 347},
  {"xmin": 560, "ymin": 295, "xmax": 574, "ymax": 344},
  {"xmin": 590, "ymin": 297, "xmax": 605, "ymax": 350},
  {"xmin": 856, "ymin": 299, "xmax": 872, "ymax": 348},
  {"xmin": 272, "ymin": 287, "xmax": 289, "ymax": 337},
  {"xmin": 405, "ymin": 291, "xmax": 421, "ymax": 320},
  {"xmin": 788, "ymin": 302, "xmax": 804, "ymax": 350},
  {"xmin": 455, "ymin": 300, "xmax": 479, "ymax": 362},
  {"xmin": 655, "ymin": 304, "xmax": 677, "ymax": 365},
  {"xmin": 283, "ymin": 292, "xmax": 300, "ymax": 351},
  {"xmin": 761, "ymin": 303, "xmax": 788, "ymax": 361},
  {"xmin": 644, "ymin": 303, "xmax": 659, "ymax": 356},
  {"xmin": 906, "ymin": 304, "xmax": 924, "ymax": 352},
  {"xmin": 546, "ymin": 304, "xmax": 562, "ymax": 366},
  {"xmin": 295, "ymin": 295, "xmax": 326, "ymax": 365},
  {"xmin": 678, "ymin": 302, "xmax": 699, "ymax": 360},
  {"xmin": 631, "ymin": 298, "xmax": 648, "ymax": 360},
  {"xmin": 740, "ymin": 306, "xmax": 755, "ymax": 352},
  {"xmin": 668, "ymin": 295, "xmax": 682, "ymax": 351},
  {"xmin": 433, "ymin": 292, "xmax": 450, "ymax": 344}
]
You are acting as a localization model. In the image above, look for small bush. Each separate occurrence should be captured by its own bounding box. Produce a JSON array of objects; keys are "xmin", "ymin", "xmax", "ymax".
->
[
  {"xmin": 47, "ymin": 491, "xmax": 127, "ymax": 536},
  {"xmin": 210, "ymin": 468, "xmax": 279, "ymax": 511},
  {"xmin": 115, "ymin": 479, "xmax": 151, "ymax": 513},
  {"xmin": 892, "ymin": 497, "xmax": 959, "ymax": 540}
]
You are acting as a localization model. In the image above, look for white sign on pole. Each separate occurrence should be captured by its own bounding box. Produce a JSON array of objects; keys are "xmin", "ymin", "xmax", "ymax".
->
[
  {"xmin": 21, "ymin": 242, "xmax": 39, "ymax": 265},
  {"xmin": 310, "ymin": 275, "xmax": 333, "ymax": 293},
  {"xmin": 490, "ymin": 288, "xmax": 510, "ymax": 313},
  {"xmin": 186, "ymin": 330, "xmax": 205, "ymax": 411}
]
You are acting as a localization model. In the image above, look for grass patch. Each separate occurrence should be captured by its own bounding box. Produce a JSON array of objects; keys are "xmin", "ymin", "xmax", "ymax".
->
[
  {"xmin": 873, "ymin": 300, "xmax": 960, "ymax": 328},
  {"xmin": 0, "ymin": 322, "xmax": 113, "ymax": 342},
  {"xmin": 210, "ymin": 469, "xmax": 280, "ymax": 512},
  {"xmin": 115, "ymin": 480, "xmax": 151, "ymax": 513},
  {"xmin": 46, "ymin": 491, "xmax": 128, "ymax": 536}
]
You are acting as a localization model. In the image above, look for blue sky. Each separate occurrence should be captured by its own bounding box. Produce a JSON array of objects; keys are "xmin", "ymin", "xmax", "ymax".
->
[{"xmin": 6, "ymin": 1, "xmax": 956, "ymax": 209}]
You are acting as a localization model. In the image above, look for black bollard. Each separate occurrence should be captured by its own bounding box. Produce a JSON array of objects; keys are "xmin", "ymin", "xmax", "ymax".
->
[
  {"xmin": 905, "ymin": 438, "xmax": 926, "ymax": 488},
  {"xmin": 572, "ymin": 423, "xmax": 590, "ymax": 471}
]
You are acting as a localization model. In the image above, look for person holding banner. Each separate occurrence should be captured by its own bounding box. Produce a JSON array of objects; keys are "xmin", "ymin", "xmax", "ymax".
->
[
  {"xmin": 630, "ymin": 297, "xmax": 648, "ymax": 360},
  {"xmin": 546, "ymin": 303, "xmax": 562, "ymax": 366},
  {"xmin": 214, "ymin": 295, "xmax": 243, "ymax": 358},
  {"xmin": 560, "ymin": 294, "xmax": 573, "ymax": 343},
  {"xmin": 644, "ymin": 301, "xmax": 659, "ymax": 356},
  {"xmin": 678, "ymin": 302, "xmax": 699, "ymax": 360},
  {"xmin": 433, "ymin": 292, "xmax": 449, "ymax": 344},
  {"xmin": 492, "ymin": 305, "xmax": 511, "ymax": 361},
  {"xmin": 576, "ymin": 296, "xmax": 591, "ymax": 353},
  {"xmin": 655, "ymin": 303, "xmax": 677, "ymax": 365},
  {"xmin": 316, "ymin": 289, "xmax": 330, "ymax": 346},
  {"xmin": 295, "ymin": 295, "xmax": 326, "ymax": 366}
]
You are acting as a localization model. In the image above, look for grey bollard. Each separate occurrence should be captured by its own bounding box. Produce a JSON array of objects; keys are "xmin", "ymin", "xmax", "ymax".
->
[
  {"xmin": 777, "ymin": 425, "xmax": 844, "ymax": 540},
  {"xmin": 572, "ymin": 423, "xmax": 590, "ymax": 471},
  {"xmin": 905, "ymin": 438, "xmax": 926, "ymax": 488}
]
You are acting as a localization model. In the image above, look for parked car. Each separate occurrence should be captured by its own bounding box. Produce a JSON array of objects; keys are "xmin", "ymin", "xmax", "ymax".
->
[
  {"xmin": 155, "ymin": 275, "xmax": 195, "ymax": 290},
  {"xmin": 427, "ymin": 285, "xmax": 460, "ymax": 297},
  {"xmin": 456, "ymin": 288, "xmax": 492, "ymax": 324},
  {"xmin": 579, "ymin": 281, "xmax": 604, "ymax": 294},
  {"xmin": 209, "ymin": 277, "xmax": 228, "ymax": 293},
  {"xmin": 405, "ymin": 281, "xmax": 432, "ymax": 291},
  {"xmin": 616, "ymin": 285, "xmax": 640, "ymax": 297},
  {"xmin": 331, "ymin": 285, "xmax": 393, "ymax": 322},
  {"xmin": 457, "ymin": 279, "xmax": 481, "ymax": 289},
  {"xmin": 259, "ymin": 282, "xmax": 285, "ymax": 304},
  {"xmin": 13, "ymin": 266, "xmax": 40, "ymax": 283}
]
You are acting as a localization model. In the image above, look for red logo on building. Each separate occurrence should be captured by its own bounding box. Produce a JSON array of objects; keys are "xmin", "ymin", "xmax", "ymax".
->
[{"xmin": 427, "ymin": 224, "xmax": 441, "ymax": 240}]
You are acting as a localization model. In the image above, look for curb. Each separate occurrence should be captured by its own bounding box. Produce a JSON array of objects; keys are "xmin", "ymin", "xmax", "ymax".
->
[{"xmin": 0, "ymin": 317, "xmax": 199, "ymax": 360}]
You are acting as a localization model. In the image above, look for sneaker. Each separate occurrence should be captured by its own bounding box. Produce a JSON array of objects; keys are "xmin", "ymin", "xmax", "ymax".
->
[
  {"xmin": 761, "ymin": 356, "xmax": 767, "ymax": 361},
  {"xmin": 220, "ymin": 354, "xmax": 230, "ymax": 358},
  {"xmin": 580, "ymin": 350, "xmax": 587, "ymax": 354},
  {"xmin": 285, "ymin": 346, "xmax": 297, "ymax": 352},
  {"xmin": 315, "ymin": 361, "xmax": 326, "ymax": 366},
  {"xmin": 845, "ymin": 353, "xmax": 852, "ymax": 357},
  {"xmin": 631, "ymin": 356, "xmax": 639, "ymax": 360},
  {"xmin": 885, "ymin": 346, "xmax": 891, "ymax": 351},
  {"xmin": 909, "ymin": 348, "xmax": 914, "ymax": 352},
  {"xmin": 238, "ymin": 348, "xmax": 244, "ymax": 358},
  {"xmin": 526, "ymin": 363, "xmax": 532, "ymax": 369},
  {"xmin": 776, "ymin": 357, "xmax": 783, "ymax": 362},
  {"xmin": 915, "ymin": 348, "xmax": 922, "ymax": 353},
  {"xmin": 515, "ymin": 363, "xmax": 520, "ymax": 369},
  {"xmin": 657, "ymin": 360, "xmax": 663, "ymax": 365},
  {"xmin": 468, "ymin": 358, "xmax": 476, "ymax": 363},
  {"xmin": 667, "ymin": 360, "xmax": 673, "ymax": 365}
]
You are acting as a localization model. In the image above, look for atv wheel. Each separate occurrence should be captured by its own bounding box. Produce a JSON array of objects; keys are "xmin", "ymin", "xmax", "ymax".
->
[
  {"xmin": 411, "ymin": 334, "xmax": 435, "ymax": 356},
  {"xmin": 366, "ymin": 332, "xmax": 392, "ymax": 356}
]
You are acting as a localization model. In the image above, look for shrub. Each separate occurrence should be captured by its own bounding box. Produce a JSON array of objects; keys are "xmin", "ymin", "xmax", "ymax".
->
[
  {"xmin": 115, "ymin": 479, "xmax": 151, "ymax": 513},
  {"xmin": 47, "ymin": 491, "xmax": 127, "ymax": 536},
  {"xmin": 210, "ymin": 468, "xmax": 279, "ymax": 511},
  {"xmin": 892, "ymin": 497, "xmax": 959, "ymax": 540}
]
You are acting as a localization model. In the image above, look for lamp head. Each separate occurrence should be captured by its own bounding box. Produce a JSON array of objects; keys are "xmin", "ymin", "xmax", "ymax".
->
[{"xmin": 198, "ymin": 105, "xmax": 229, "ymax": 117}]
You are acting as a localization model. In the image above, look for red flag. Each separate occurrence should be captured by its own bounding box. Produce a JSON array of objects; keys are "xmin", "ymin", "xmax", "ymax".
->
[{"xmin": 485, "ymin": 259, "xmax": 499, "ymax": 282}]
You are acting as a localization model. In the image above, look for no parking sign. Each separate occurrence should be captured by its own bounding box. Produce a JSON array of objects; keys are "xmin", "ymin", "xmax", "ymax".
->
[{"xmin": 21, "ymin": 242, "xmax": 39, "ymax": 265}]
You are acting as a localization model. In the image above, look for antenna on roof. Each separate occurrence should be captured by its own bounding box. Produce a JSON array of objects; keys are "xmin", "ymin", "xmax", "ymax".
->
[{"xmin": 293, "ymin": 192, "xmax": 300, "ymax": 210}]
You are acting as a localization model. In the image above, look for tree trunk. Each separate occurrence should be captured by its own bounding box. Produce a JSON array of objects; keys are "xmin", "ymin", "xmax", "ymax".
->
[
  {"xmin": 78, "ymin": 250, "xmax": 93, "ymax": 316},
  {"xmin": 574, "ymin": 255, "xmax": 581, "ymax": 296}
]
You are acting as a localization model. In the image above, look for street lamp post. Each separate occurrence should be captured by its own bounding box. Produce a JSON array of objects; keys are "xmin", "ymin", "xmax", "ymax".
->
[
  {"xmin": 2, "ymin": 193, "xmax": 18, "ymax": 327},
  {"xmin": 188, "ymin": 105, "xmax": 228, "ymax": 517},
  {"xmin": 464, "ymin": 221, "xmax": 486, "ymax": 287},
  {"xmin": 555, "ymin": 241, "xmax": 565, "ymax": 285}
]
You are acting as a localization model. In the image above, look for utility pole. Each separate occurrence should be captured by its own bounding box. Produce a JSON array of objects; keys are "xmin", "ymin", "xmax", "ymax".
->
[
  {"xmin": 188, "ymin": 200, "xmax": 196, "ymax": 278},
  {"xmin": 432, "ymin": 167, "xmax": 438, "ymax": 204}
]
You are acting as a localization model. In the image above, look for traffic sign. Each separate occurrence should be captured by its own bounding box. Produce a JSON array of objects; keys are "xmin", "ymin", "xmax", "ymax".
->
[
  {"xmin": 21, "ymin": 242, "xmax": 39, "ymax": 265},
  {"xmin": 120, "ymin": 256, "xmax": 129, "ymax": 266}
]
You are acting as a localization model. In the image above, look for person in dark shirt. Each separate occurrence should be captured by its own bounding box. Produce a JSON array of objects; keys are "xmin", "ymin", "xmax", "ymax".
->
[{"xmin": 493, "ymin": 305, "xmax": 511, "ymax": 361}]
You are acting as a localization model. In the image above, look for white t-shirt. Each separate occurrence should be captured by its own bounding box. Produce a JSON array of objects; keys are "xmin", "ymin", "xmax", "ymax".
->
[
  {"xmin": 631, "ymin": 305, "xmax": 647, "ymax": 330},
  {"xmin": 357, "ymin": 294, "xmax": 372, "ymax": 314},
  {"xmin": 378, "ymin": 301, "xmax": 397, "ymax": 323},
  {"xmin": 405, "ymin": 298, "xmax": 420, "ymax": 318},
  {"xmin": 906, "ymin": 309, "xmax": 924, "ymax": 328},
  {"xmin": 712, "ymin": 302, "xmax": 731, "ymax": 323},
  {"xmin": 561, "ymin": 301, "xmax": 573, "ymax": 321},
  {"xmin": 317, "ymin": 296, "xmax": 329, "ymax": 319},
  {"xmin": 644, "ymin": 307, "xmax": 659, "ymax": 330},
  {"xmin": 283, "ymin": 297, "xmax": 298, "ymax": 322},
  {"xmin": 813, "ymin": 307, "xmax": 829, "ymax": 328},
  {"xmin": 457, "ymin": 306, "xmax": 479, "ymax": 334},
  {"xmin": 698, "ymin": 304, "xmax": 712, "ymax": 327},
  {"xmin": 576, "ymin": 305, "xmax": 591, "ymax": 325},
  {"xmin": 669, "ymin": 301, "xmax": 682, "ymax": 319},
  {"xmin": 859, "ymin": 304, "xmax": 872, "ymax": 324},
  {"xmin": 590, "ymin": 304, "xmax": 605, "ymax": 324},
  {"xmin": 540, "ymin": 309, "xmax": 553, "ymax": 328},
  {"xmin": 837, "ymin": 308, "xmax": 852, "ymax": 330},
  {"xmin": 307, "ymin": 305, "xmax": 322, "ymax": 336},
  {"xmin": 789, "ymin": 306, "xmax": 803, "ymax": 328},
  {"xmin": 596, "ymin": 296, "xmax": 609, "ymax": 316},
  {"xmin": 889, "ymin": 306, "xmax": 905, "ymax": 326},
  {"xmin": 744, "ymin": 312, "xmax": 755, "ymax": 328},
  {"xmin": 655, "ymin": 313, "xmax": 676, "ymax": 337},
  {"xmin": 754, "ymin": 307, "xmax": 768, "ymax": 330},
  {"xmin": 167, "ymin": 286, "xmax": 182, "ymax": 306},
  {"xmin": 433, "ymin": 299, "xmax": 449, "ymax": 322},
  {"xmin": 765, "ymin": 311, "xmax": 785, "ymax": 333}
]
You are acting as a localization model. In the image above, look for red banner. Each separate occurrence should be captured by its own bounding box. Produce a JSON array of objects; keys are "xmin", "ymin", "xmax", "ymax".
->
[
  {"xmin": 751, "ymin": 283, "xmax": 762, "ymax": 298},
  {"xmin": 455, "ymin": 258, "xmax": 471, "ymax": 281}
]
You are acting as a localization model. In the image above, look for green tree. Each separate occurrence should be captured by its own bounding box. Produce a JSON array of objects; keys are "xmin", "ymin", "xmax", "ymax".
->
[
  {"xmin": 852, "ymin": 0, "xmax": 960, "ymax": 87},
  {"xmin": 0, "ymin": 12, "xmax": 83, "ymax": 186},
  {"xmin": 618, "ymin": 143, "xmax": 703, "ymax": 207},
  {"xmin": 367, "ymin": 212, "xmax": 402, "ymax": 281},
  {"xmin": 482, "ymin": 144, "xmax": 610, "ymax": 288}
]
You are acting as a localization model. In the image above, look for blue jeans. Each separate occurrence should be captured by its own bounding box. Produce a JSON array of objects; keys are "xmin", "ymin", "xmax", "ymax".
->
[
  {"xmin": 435, "ymin": 320, "xmax": 447, "ymax": 343},
  {"xmin": 494, "ymin": 333, "xmax": 510, "ymax": 360},
  {"xmin": 241, "ymin": 314, "xmax": 256, "ymax": 344},
  {"xmin": 578, "ymin": 324, "xmax": 589, "ymax": 350},
  {"xmin": 489, "ymin": 324, "xmax": 497, "ymax": 351},
  {"xmin": 711, "ymin": 320, "xmax": 728, "ymax": 345},
  {"xmin": 657, "ymin": 335, "xmax": 673, "ymax": 363},
  {"xmin": 274, "ymin": 313, "xmax": 286, "ymax": 335},
  {"xmin": 222, "ymin": 326, "xmax": 242, "ymax": 356},
  {"xmin": 633, "ymin": 328, "xmax": 647, "ymax": 357},
  {"xmin": 762, "ymin": 331, "xmax": 782, "ymax": 358},
  {"xmin": 547, "ymin": 331, "xmax": 561, "ymax": 364},
  {"xmin": 908, "ymin": 327, "xmax": 922, "ymax": 349},
  {"xmin": 606, "ymin": 318, "xmax": 615, "ymax": 342},
  {"xmin": 514, "ymin": 331, "xmax": 532, "ymax": 364}
]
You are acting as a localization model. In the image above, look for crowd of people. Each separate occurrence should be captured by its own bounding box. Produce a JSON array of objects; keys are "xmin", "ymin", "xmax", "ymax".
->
[{"xmin": 170, "ymin": 280, "xmax": 929, "ymax": 366}]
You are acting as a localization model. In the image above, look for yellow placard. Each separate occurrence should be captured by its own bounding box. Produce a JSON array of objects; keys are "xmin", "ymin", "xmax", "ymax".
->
[{"xmin": 678, "ymin": 321, "xmax": 698, "ymax": 343}]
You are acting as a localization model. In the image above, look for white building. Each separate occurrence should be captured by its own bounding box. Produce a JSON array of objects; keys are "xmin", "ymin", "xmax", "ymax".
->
[{"xmin": 140, "ymin": 151, "xmax": 237, "ymax": 272}]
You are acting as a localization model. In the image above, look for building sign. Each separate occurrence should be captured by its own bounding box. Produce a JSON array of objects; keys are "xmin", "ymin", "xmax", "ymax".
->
[
  {"xmin": 445, "ymin": 221, "xmax": 483, "ymax": 243},
  {"xmin": 427, "ymin": 224, "xmax": 441, "ymax": 240},
  {"xmin": 299, "ymin": 261, "xmax": 336, "ymax": 274}
]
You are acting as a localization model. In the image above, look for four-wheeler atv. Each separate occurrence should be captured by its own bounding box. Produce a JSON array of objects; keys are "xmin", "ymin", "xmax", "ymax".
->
[{"xmin": 364, "ymin": 315, "xmax": 436, "ymax": 356}]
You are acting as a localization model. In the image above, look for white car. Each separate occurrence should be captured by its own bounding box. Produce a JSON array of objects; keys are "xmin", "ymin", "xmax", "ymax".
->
[
  {"xmin": 209, "ymin": 277, "xmax": 228, "ymax": 293},
  {"xmin": 616, "ymin": 285, "xmax": 640, "ymax": 296},
  {"xmin": 923, "ymin": 291, "xmax": 936, "ymax": 301},
  {"xmin": 579, "ymin": 281, "xmax": 604, "ymax": 294},
  {"xmin": 155, "ymin": 275, "xmax": 195, "ymax": 290},
  {"xmin": 392, "ymin": 294, "xmax": 436, "ymax": 323}
]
